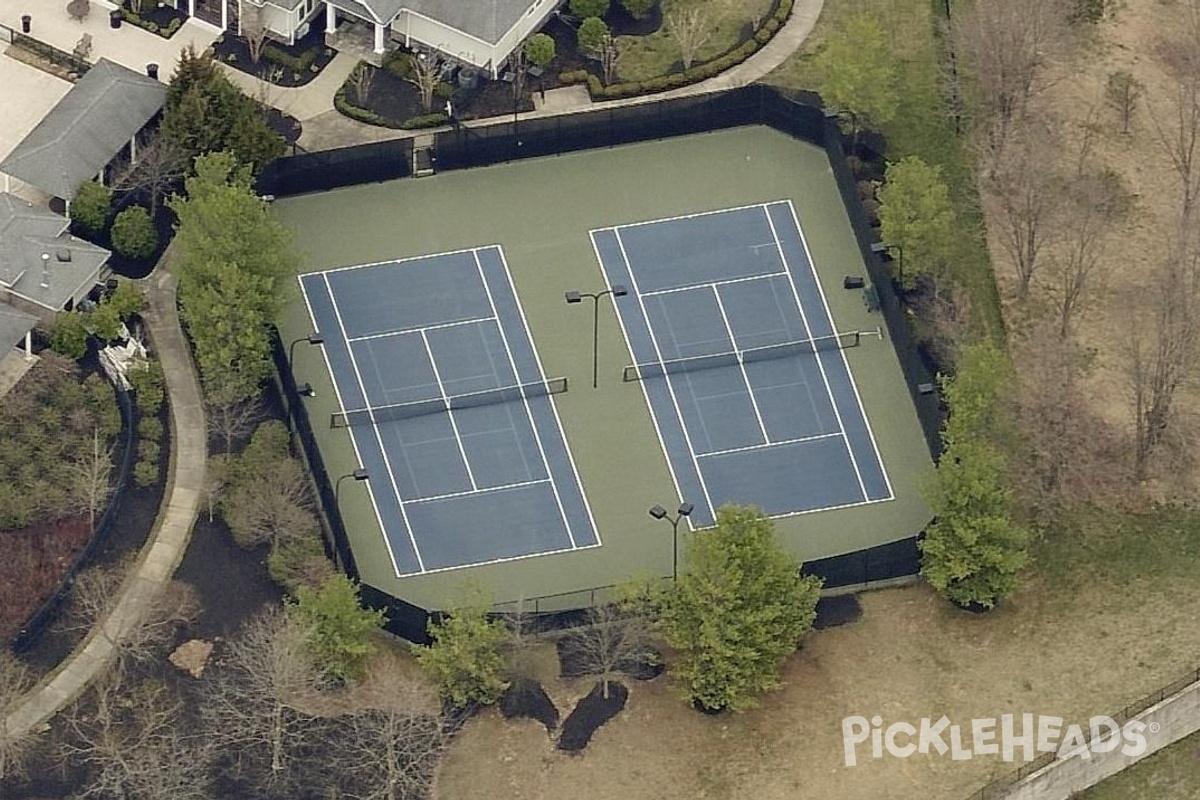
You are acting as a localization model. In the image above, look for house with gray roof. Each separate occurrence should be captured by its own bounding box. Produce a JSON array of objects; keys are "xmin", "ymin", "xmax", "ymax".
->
[
  {"xmin": 0, "ymin": 59, "xmax": 167, "ymax": 203},
  {"xmin": 236, "ymin": 0, "xmax": 561, "ymax": 75},
  {"xmin": 0, "ymin": 193, "xmax": 111, "ymax": 328}
]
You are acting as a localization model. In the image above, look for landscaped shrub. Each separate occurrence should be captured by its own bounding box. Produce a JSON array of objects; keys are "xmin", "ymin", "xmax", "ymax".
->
[
  {"xmin": 70, "ymin": 180, "xmax": 111, "ymax": 235},
  {"xmin": 577, "ymin": 17, "xmax": 609, "ymax": 58},
  {"xmin": 559, "ymin": 69, "xmax": 590, "ymax": 84},
  {"xmin": 262, "ymin": 44, "xmax": 316, "ymax": 73},
  {"xmin": 524, "ymin": 32, "xmax": 556, "ymax": 68},
  {"xmin": 569, "ymin": 0, "xmax": 609, "ymax": 19},
  {"xmin": 400, "ymin": 112, "xmax": 449, "ymax": 129},
  {"xmin": 50, "ymin": 312, "xmax": 89, "ymax": 359},
  {"xmin": 620, "ymin": 0, "xmax": 654, "ymax": 18},
  {"xmin": 110, "ymin": 205, "xmax": 158, "ymax": 259},
  {"xmin": 134, "ymin": 439, "xmax": 161, "ymax": 487},
  {"xmin": 127, "ymin": 357, "xmax": 165, "ymax": 415},
  {"xmin": 334, "ymin": 86, "xmax": 404, "ymax": 128}
]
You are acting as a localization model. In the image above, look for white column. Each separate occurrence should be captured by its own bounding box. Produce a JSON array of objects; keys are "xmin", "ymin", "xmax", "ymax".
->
[
  {"xmin": 188, "ymin": 0, "xmax": 195, "ymax": 16},
  {"xmin": 325, "ymin": 2, "xmax": 335, "ymax": 32},
  {"xmin": 221, "ymin": 0, "xmax": 228, "ymax": 29},
  {"xmin": 373, "ymin": 21, "xmax": 385, "ymax": 54},
  {"xmin": 130, "ymin": 134, "xmax": 138, "ymax": 164},
  {"xmin": 24, "ymin": 330, "xmax": 32, "ymax": 362}
]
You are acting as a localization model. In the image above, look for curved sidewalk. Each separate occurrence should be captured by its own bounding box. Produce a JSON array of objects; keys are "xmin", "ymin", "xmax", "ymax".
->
[
  {"xmin": 295, "ymin": 0, "xmax": 825, "ymax": 151},
  {"xmin": 4, "ymin": 270, "xmax": 206, "ymax": 736}
]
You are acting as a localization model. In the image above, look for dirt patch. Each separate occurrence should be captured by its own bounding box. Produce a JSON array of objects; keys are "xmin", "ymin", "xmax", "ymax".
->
[{"xmin": 0, "ymin": 514, "xmax": 91, "ymax": 641}]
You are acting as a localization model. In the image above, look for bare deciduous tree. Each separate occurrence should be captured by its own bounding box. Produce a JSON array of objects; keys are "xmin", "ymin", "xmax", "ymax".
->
[
  {"xmin": 206, "ymin": 395, "xmax": 262, "ymax": 455},
  {"xmin": 1106, "ymin": 70, "xmax": 1143, "ymax": 135},
  {"xmin": 1045, "ymin": 166, "xmax": 1130, "ymax": 336},
  {"xmin": 666, "ymin": 7, "xmax": 713, "ymax": 71},
  {"xmin": 341, "ymin": 707, "xmax": 445, "ymax": 800},
  {"xmin": 950, "ymin": 0, "xmax": 1072, "ymax": 155},
  {"xmin": 202, "ymin": 607, "xmax": 320, "ymax": 789},
  {"xmin": 599, "ymin": 33, "xmax": 622, "ymax": 86},
  {"xmin": 243, "ymin": 5, "xmax": 270, "ymax": 66},
  {"xmin": 0, "ymin": 654, "xmax": 37, "ymax": 782},
  {"xmin": 406, "ymin": 53, "xmax": 444, "ymax": 113},
  {"xmin": 1152, "ymin": 6, "xmax": 1200, "ymax": 232},
  {"xmin": 1128, "ymin": 244, "xmax": 1200, "ymax": 479},
  {"xmin": 111, "ymin": 132, "xmax": 189, "ymax": 216},
  {"xmin": 559, "ymin": 600, "xmax": 652, "ymax": 699},
  {"xmin": 223, "ymin": 457, "xmax": 318, "ymax": 549},
  {"xmin": 63, "ymin": 676, "xmax": 210, "ymax": 800},
  {"xmin": 350, "ymin": 62, "xmax": 375, "ymax": 105},
  {"xmin": 69, "ymin": 427, "xmax": 114, "ymax": 530},
  {"xmin": 69, "ymin": 564, "xmax": 202, "ymax": 678},
  {"xmin": 984, "ymin": 119, "xmax": 1060, "ymax": 298}
]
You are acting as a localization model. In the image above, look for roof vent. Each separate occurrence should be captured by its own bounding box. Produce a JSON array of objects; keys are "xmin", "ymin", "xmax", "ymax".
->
[{"xmin": 56, "ymin": 248, "xmax": 72, "ymax": 262}]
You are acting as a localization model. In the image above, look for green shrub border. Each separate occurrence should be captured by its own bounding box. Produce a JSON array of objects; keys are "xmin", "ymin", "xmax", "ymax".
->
[
  {"xmin": 118, "ymin": 8, "xmax": 184, "ymax": 39},
  {"xmin": 564, "ymin": 0, "xmax": 793, "ymax": 101},
  {"xmin": 262, "ymin": 43, "xmax": 317, "ymax": 73},
  {"xmin": 334, "ymin": 82, "xmax": 450, "ymax": 130}
]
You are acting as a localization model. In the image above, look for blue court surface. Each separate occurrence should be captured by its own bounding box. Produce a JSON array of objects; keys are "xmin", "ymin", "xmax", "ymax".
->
[
  {"xmin": 300, "ymin": 246, "xmax": 599, "ymax": 576},
  {"xmin": 592, "ymin": 201, "xmax": 893, "ymax": 528}
]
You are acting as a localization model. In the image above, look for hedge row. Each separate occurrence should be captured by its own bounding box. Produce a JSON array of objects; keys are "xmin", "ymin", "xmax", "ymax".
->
[
  {"xmin": 333, "ymin": 86, "xmax": 450, "ymax": 130},
  {"xmin": 261, "ymin": 43, "xmax": 318, "ymax": 74},
  {"xmin": 119, "ymin": 9, "xmax": 183, "ymax": 38},
  {"xmin": 560, "ymin": 0, "xmax": 793, "ymax": 102}
]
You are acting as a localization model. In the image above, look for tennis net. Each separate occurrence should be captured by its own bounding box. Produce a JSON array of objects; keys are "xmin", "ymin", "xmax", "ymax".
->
[
  {"xmin": 623, "ymin": 331, "xmax": 860, "ymax": 382},
  {"xmin": 331, "ymin": 377, "xmax": 568, "ymax": 427}
]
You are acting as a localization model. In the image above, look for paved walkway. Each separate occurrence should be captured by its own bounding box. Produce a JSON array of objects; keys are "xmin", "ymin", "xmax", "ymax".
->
[
  {"xmin": 290, "ymin": 0, "xmax": 824, "ymax": 150},
  {"xmin": 4, "ymin": 270, "xmax": 206, "ymax": 736}
]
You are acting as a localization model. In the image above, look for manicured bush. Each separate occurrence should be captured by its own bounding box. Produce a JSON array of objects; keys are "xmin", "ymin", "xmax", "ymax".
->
[
  {"xmin": 558, "ymin": 69, "xmax": 590, "ymax": 84},
  {"xmin": 569, "ymin": 0, "xmax": 609, "ymax": 19},
  {"xmin": 110, "ymin": 205, "xmax": 158, "ymax": 259},
  {"xmin": 50, "ymin": 312, "xmax": 90, "ymax": 359},
  {"xmin": 620, "ymin": 0, "xmax": 654, "ymax": 19},
  {"xmin": 262, "ymin": 44, "xmax": 316, "ymax": 73},
  {"xmin": 400, "ymin": 112, "xmax": 449, "ymax": 129},
  {"xmin": 777, "ymin": 0, "xmax": 794, "ymax": 18},
  {"xmin": 126, "ymin": 357, "xmax": 165, "ymax": 415},
  {"xmin": 137, "ymin": 415, "xmax": 163, "ymax": 444},
  {"xmin": 70, "ymin": 180, "xmax": 111, "ymax": 235},
  {"xmin": 333, "ymin": 86, "xmax": 404, "ymax": 128},
  {"xmin": 133, "ymin": 458, "xmax": 159, "ymax": 488},
  {"xmin": 577, "ymin": 17, "xmax": 609, "ymax": 58},
  {"xmin": 524, "ymin": 32, "xmax": 556, "ymax": 68}
]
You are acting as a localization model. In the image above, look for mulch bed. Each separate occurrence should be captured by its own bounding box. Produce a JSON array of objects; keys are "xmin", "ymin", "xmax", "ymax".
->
[
  {"xmin": 212, "ymin": 20, "xmax": 337, "ymax": 88},
  {"xmin": 499, "ymin": 677, "xmax": 560, "ymax": 732},
  {"xmin": 555, "ymin": 635, "xmax": 664, "ymax": 681},
  {"xmin": 558, "ymin": 680, "xmax": 628, "ymax": 751},
  {"xmin": 0, "ymin": 514, "xmax": 92, "ymax": 642},
  {"xmin": 349, "ymin": 67, "xmax": 533, "ymax": 127},
  {"xmin": 813, "ymin": 594, "xmax": 863, "ymax": 630}
]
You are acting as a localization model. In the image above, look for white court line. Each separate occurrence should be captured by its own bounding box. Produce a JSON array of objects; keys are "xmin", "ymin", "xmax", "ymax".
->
[
  {"xmin": 614, "ymin": 227, "xmax": 719, "ymax": 522},
  {"xmin": 638, "ymin": 270, "xmax": 790, "ymax": 298},
  {"xmin": 711, "ymin": 284, "xmax": 770, "ymax": 444},
  {"xmin": 420, "ymin": 329, "xmax": 478, "ymax": 491},
  {"xmin": 781, "ymin": 200, "xmax": 895, "ymax": 500},
  {"xmin": 495, "ymin": 246, "xmax": 602, "ymax": 547},
  {"xmin": 697, "ymin": 431, "xmax": 842, "ymax": 459},
  {"xmin": 406, "ymin": 478, "xmax": 552, "ymax": 505},
  {"xmin": 323, "ymin": 273, "xmax": 427, "ymax": 573},
  {"xmin": 411, "ymin": 538, "xmax": 601, "ymax": 577},
  {"xmin": 588, "ymin": 231, "xmax": 692, "ymax": 532},
  {"xmin": 593, "ymin": 200, "xmax": 792, "ymax": 232},
  {"xmin": 298, "ymin": 276, "xmax": 405, "ymax": 578},
  {"xmin": 472, "ymin": 249, "xmax": 575, "ymax": 546},
  {"xmin": 763, "ymin": 206, "xmax": 869, "ymax": 502},
  {"xmin": 308, "ymin": 244, "xmax": 493, "ymax": 277},
  {"xmin": 347, "ymin": 315, "xmax": 495, "ymax": 342}
]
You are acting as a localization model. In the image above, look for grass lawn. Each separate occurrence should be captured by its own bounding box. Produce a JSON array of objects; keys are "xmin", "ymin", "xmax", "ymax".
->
[
  {"xmin": 617, "ymin": 0, "xmax": 774, "ymax": 81},
  {"xmin": 1079, "ymin": 730, "xmax": 1200, "ymax": 800},
  {"xmin": 434, "ymin": 507, "xmax": 1200, "ymax": 800},
  {"xmin": 766, "ymin": 0, "xmax": 1004, "ymax": 338}
]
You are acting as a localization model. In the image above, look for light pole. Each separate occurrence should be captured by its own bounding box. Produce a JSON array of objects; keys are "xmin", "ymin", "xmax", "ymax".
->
[
  {"xmin": 869, "ymin": 242, "xmax": 904, "ymax": 290},
  {"xmin": 649, "ymin": 501, "xmax": 693, "ymax": 581},
  {"xmin": 297, "ymin": 382, "xmax": 316, "ymax": 397},
  {"xmin": 288, "ymin": 332, "xmax": 324, "ymax": 366},
  {"xmin": 335, "ymin": 468, "xmax": 369, "ymax": 504},
  {"xmin": 565, "ymin": 285, "xmax": 628, "ymax": 388}
]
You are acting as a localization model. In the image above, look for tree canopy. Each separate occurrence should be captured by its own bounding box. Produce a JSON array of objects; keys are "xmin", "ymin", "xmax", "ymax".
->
[
  {"xmin": 813, "ymin": 13, "xmax": 899, "ymax": 141},
  {"xmin": 657, "ymin": 506, "xmax": 822, "ymax": 712},
  {"xmin": 878, "ymin": 156, "xmax": 958, "ymax": 290},
  {"xmin": 288, "ymin": 575, "xmax": 384, "ymax": 686},
  {"xmin": 416, "ymin": 603, "xmax": 509, "ymax": 708}
]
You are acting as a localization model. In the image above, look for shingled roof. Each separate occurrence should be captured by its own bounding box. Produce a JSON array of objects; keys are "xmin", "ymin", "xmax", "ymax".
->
[
  {"xmin": 0, "ymin": 59, "xmax": 166, "ymax": 200},
  {"xmin": 0, "ymin": 193, "xmax": 110, "ymax": 313}
]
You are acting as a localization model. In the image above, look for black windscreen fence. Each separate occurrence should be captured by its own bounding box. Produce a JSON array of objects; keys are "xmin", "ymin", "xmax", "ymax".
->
[{"xmin": 270, "ymin": 86, "xmax": 940, "ymax": 636}]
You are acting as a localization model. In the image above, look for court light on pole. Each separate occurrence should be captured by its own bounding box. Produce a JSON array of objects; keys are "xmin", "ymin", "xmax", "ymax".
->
[
  {"xmin": 335, "ymin": 468, "xmax": 369, "ymax": 504},
  {"xmin": 649, "ymin": 501, "xmax": 693, "ymax": 582},
  {"xmin": 869, "ymin": 242, "xmax": 904, "ymax": 289},
  {"xmin": 565, "ymin": 285, "xmax": 628, "ymax": 389},
  {"xmin": 297, "ymin": 383, "xmax": 316, "ymax": 397},
  {"xmin": 288, "ymin": 332, "xmax": 325, "ymax": 366}
]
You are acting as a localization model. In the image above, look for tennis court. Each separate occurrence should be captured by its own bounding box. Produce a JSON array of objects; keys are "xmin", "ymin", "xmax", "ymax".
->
[
  {"xmin": 592, "ymin": 201, "xmax": 893, "ymax": 527},
  {"xmin": 299, "ymin": 246, "xmax": 599, "ymax": 576}
]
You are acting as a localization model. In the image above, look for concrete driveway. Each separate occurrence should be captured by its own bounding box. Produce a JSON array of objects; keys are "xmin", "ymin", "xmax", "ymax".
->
[{"xmin": 0, "ymin": 52, "xmax": 71, "ymax": 200}]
